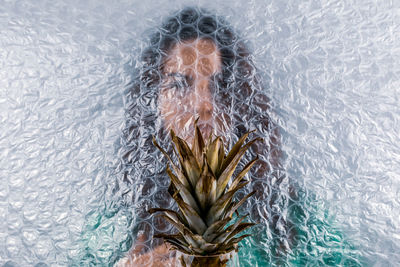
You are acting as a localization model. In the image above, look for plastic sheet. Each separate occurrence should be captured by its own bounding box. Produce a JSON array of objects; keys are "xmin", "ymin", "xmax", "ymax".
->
[{"xmin": 0, "ymin": 1, "xmax": 399, "ymax": 266}]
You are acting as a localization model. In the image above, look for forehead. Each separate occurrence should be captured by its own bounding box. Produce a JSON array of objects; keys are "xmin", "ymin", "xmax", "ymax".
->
[{"xmin": 162, "ymin": 38, "xmax": 221, "ymax": 76}]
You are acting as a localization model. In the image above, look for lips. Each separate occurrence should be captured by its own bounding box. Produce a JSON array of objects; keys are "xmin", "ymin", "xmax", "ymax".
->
[
  {"xmin": 170, "ymin": 115, "xmax": 228, "ymax": 145},
  {"xmin": 199, "ymin": 123, "xmax": 213, "ymax": 138}
]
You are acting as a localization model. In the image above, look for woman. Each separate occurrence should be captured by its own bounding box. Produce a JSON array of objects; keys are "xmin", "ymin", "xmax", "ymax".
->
[{"xmin": 117, "ymin": 6, "xmax": 294, "ymax": 266}]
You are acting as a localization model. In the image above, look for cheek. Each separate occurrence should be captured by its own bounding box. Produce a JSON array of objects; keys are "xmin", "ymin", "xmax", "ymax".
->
[
  {"xmin": 158, "ymin": 89, "xmax": 193, "ymax": 116},
  {"xmin": 158, "ymin": 90, "xmax": 176, "ymax": 115}
]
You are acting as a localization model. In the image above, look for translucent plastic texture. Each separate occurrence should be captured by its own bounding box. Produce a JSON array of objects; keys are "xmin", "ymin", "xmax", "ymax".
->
[
  {"xmin": 175, "ymin": 250, "xmax": 239, "ymax": 267},
  {"xmin": 0, "ymin": 1, "xmax": 399, "ymax": 266}
]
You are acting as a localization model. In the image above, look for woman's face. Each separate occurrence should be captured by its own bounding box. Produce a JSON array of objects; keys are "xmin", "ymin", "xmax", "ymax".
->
[{"xmin": 158, "ymin": 38, "xmax": 230, "ymax": 144}]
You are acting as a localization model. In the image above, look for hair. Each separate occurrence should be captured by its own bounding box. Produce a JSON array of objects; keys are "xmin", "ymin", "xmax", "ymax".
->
[
  {"xmin": 120, "ymin": 6, "xmax": 294, "ymax": 257},
  {"xmin": 129, "ymin": 6, "xmax": 264, "ymax": 132}
]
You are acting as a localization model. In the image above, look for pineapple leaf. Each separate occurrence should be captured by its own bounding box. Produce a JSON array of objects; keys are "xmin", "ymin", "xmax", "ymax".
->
[
  {"xmin": 195, "ymin": 157, "xmax": 217, "ymax": 212},
  {"xmin": 158, "ymin": 213, "xmax": 193, "ymax": 237},
  {"xmin": 167, "ymin": 242, "xmax": 192, "ymax": 254},
  {"xmin": 224, "ymin": 190, "xmax": 256, "ymax": 219},
  {"xmin": 158, "ymin": 214, "xmax": 204, "ymax": 251},
  {"xmin": 203, "ymin": 216, "xmax": 232, "ymax": 243},
  {"xmin": 181, "ymin": 229, "xmax": 204, "ymax": 251},
  {"xmin": 191, "ymin": 234, "xmax": 215, "ymax": 252},
  {"xmin": 214, "ymin": 220, "xmax": 255, "ymax": 244},
  {"xmin": 206, "ymin": 181, "xmax": 249, "ymax": 225},
  {"xmin": 221, "ymin": 201, "xmax": 235, "ymax": 220},
  {"xmin": 224, "ymin": 222, "xmax": 256, "ymax": 243},
  {"xmin": 216, "ymin": 137, "xmax": 262, "ymax": 199},
  {"xmin": 206, "ymin": 129, "xmax": 214, "ymax": 147},
  {"xmin": 200, "ymin": 242, "xmax": 219, "ymax": 253},
  {"xmin": 229, "ymin": 155, "xmax": 259, "ymax": 191},
  {"xmin": 174, "ymin": 196, "xmax": 208, "ymax": 235},
  {"xmin": 148, "ymin": 207, "xmax": 189, "ymax": 228},
  {"xmin": 212, "ymin": 214, "xmax": 248, "ymax": 243},
  {"xmin": 206, "ymin": 136, "xmax": 223, "ymax": 175},
  {"xmin": 154, "ymin": 233, "xmax": 189, "ymax": 249},
  {"xmin": 213, "ymin": 244, "xmax": 238, "ymax": 255},
  {"xmin": 166, "ymin": 166, "xmax": 202, "ymax": 215},
  {"xmin": 171, "ymin": 129, "xmax": 201, "ymax": 188},
  {"xmin": 148, "ymin": 208, "xmax": 183, "ymax": 221},
  {"xmin": 223, "ymin": 234, "xmax": 252, "ymax": 248},
  {"xmin": 192, "ymin": 118, "xmax": 205, "ymax": 165},
  {"xmin": 219, "ymin": 130, "xmax": 256, "ymax": 174},
  {"xmin": 153, "ymin": 136, "xmax": 190, "ymax": 189},
  {"xmin": 151, "ymin": 120, "xmax": 259, "ymax": 256},
  {"xmin": 217, "ymin": 138, "xmax": 225, "ymax": 175}
]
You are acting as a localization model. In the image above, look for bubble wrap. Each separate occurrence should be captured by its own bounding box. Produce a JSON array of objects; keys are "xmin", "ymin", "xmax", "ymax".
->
[{"xmin": 0, "ymin": 1, "xmax": 399, "ymax": 266}]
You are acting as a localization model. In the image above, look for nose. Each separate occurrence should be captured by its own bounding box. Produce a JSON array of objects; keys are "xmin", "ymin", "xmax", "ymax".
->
[{"xmin": 194, "ymin": 79, "xmax": 213, "ymax": 121}]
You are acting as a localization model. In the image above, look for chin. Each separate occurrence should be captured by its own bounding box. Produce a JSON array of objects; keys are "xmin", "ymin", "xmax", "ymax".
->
[{"xmin": 163, "ymin": 114, "xmax": 230, "ymax": 145}]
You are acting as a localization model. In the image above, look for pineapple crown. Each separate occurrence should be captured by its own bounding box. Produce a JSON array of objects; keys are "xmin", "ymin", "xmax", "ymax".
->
[{"xmin": 149, "ymin": 118, "xmax": 262, "ymax": 256}]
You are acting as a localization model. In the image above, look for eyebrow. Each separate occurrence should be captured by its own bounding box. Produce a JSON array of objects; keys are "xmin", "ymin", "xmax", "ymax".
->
[
  {"xmin": 168, "ymin": 72, "xmax": 186, "ymax": 78},
  {"xmin": 167, "ymin": 72, "xmax": 193, "ymax": 82}
]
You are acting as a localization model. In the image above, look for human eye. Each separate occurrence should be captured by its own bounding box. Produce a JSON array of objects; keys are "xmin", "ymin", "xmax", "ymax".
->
[{"xmin": 167, "ymin": 74, "xmax": 191, "ymax": 92}]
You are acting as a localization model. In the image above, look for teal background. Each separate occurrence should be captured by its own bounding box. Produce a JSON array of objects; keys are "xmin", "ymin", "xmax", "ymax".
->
[{"xmin": 238, "ymin": 188, "xmax": 364, "ymax": 266}]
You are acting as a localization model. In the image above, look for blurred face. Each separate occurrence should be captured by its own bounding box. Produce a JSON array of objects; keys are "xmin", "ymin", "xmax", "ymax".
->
[{"xmin": 158, "ymin": 38, "xmax": 229, "ymax": 145}]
